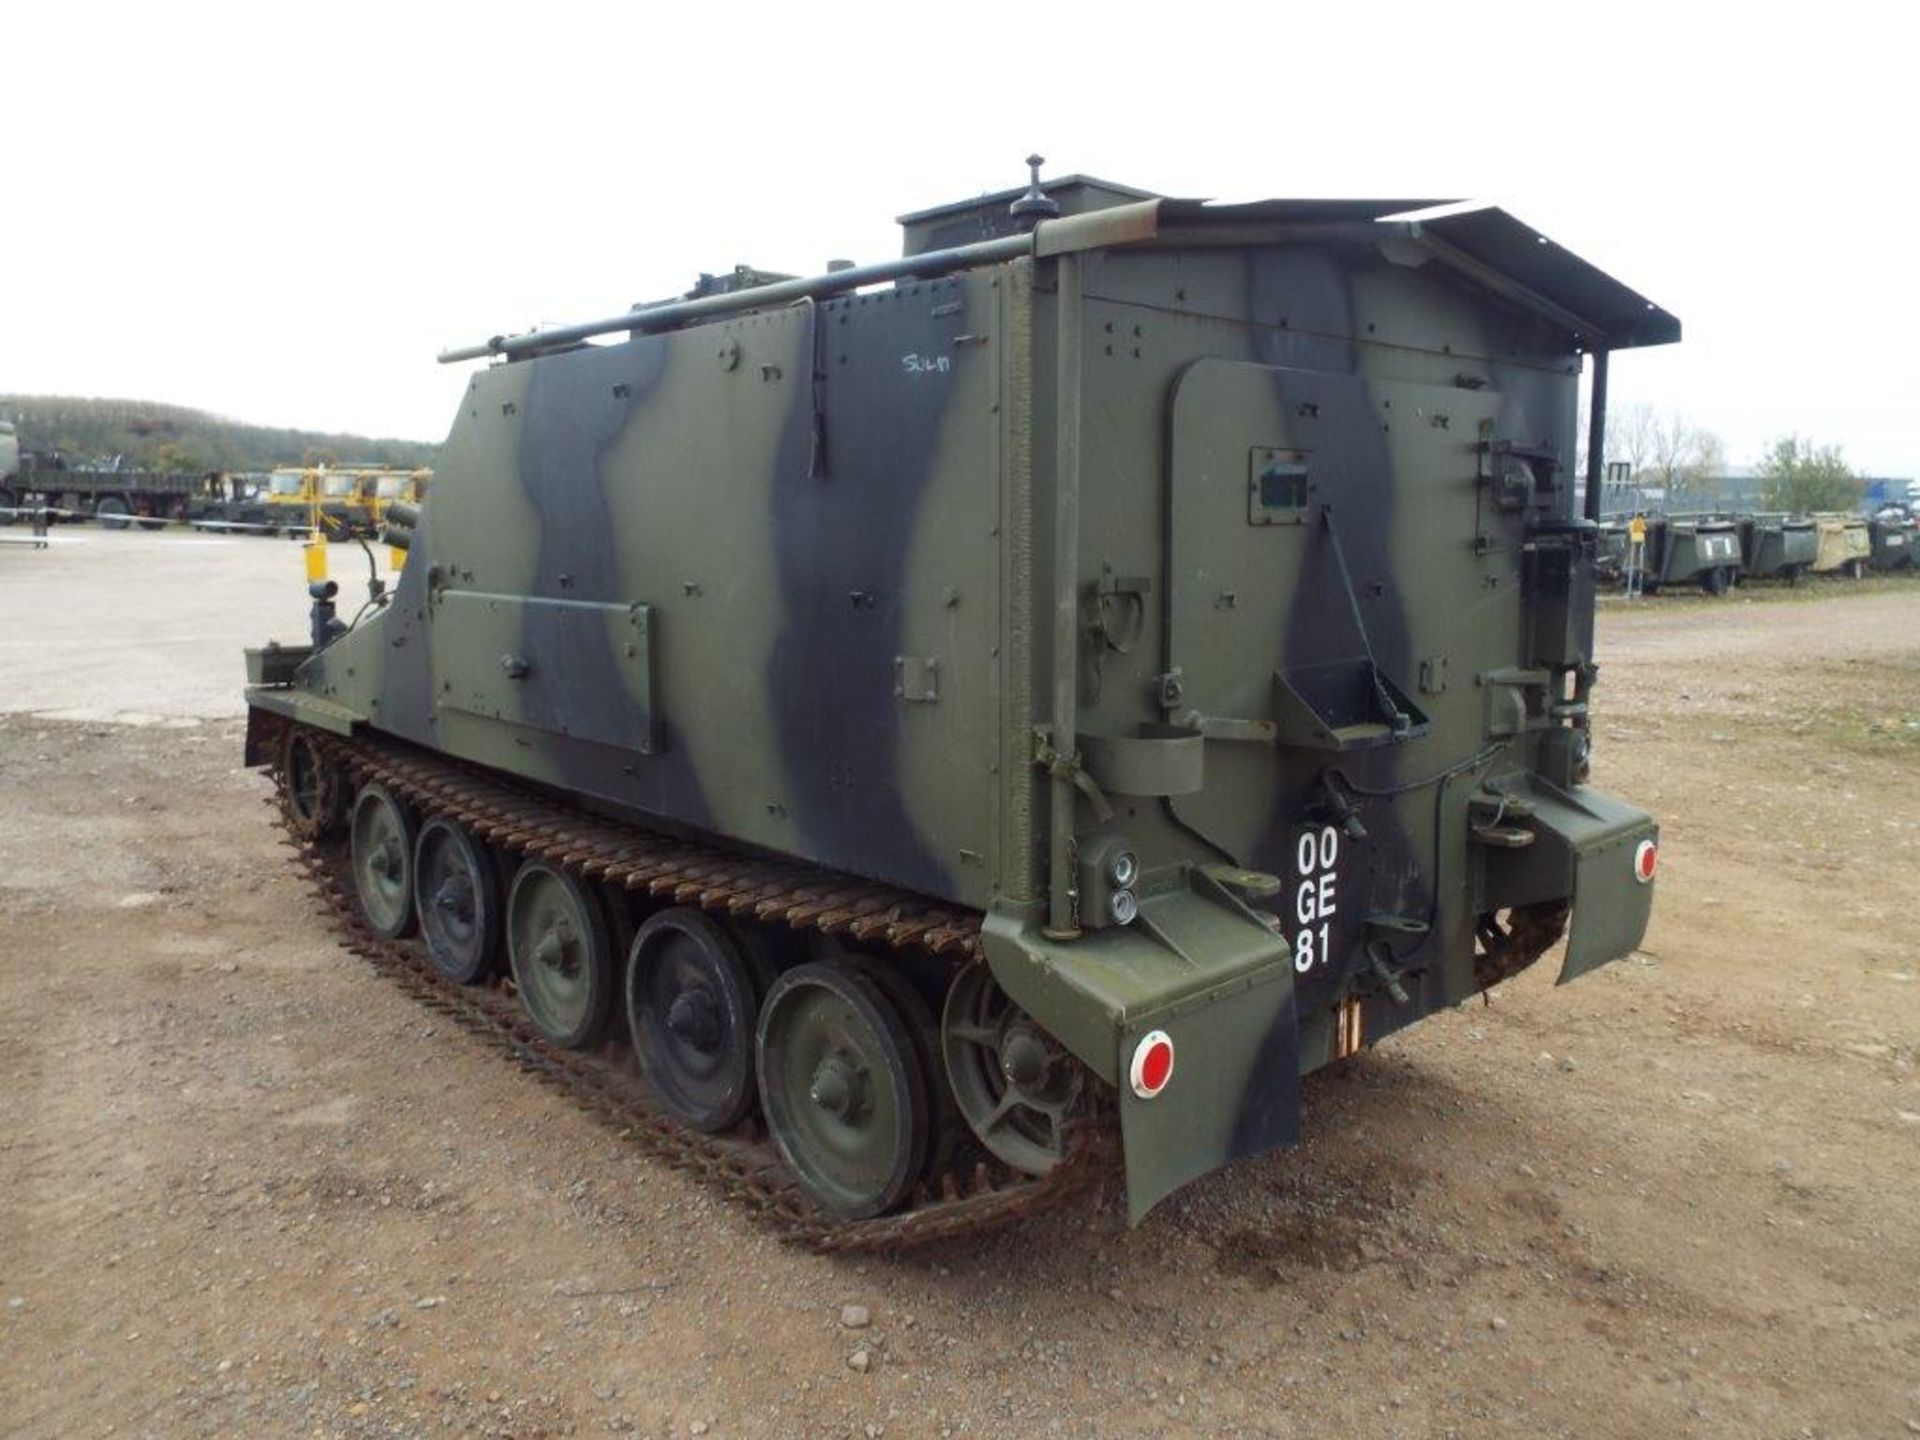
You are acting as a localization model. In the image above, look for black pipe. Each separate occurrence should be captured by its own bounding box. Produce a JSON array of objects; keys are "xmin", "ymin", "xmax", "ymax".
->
[
  {"xmin": 308, "ymin": 580, "xmax": 345, "ymax": 651},
  {"xmin": 1584, "ymin": 348, "xmax": 1609, "ymax": 523}
]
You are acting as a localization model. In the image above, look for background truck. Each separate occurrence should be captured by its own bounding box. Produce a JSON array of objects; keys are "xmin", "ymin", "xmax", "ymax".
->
[{"xmin": 0, "ymin": 450, "xmax": 211, "ymax": 528}]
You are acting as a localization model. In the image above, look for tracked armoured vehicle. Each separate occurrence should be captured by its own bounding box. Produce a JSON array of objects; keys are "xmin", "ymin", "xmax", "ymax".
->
[{"xmin": 245, "ymin": 164, "xmax": 1674, "ymax": 1242}]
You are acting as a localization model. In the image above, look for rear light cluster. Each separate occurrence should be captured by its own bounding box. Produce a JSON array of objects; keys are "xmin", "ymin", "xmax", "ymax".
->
[{"xmin": 1079, "ymin": 838, "xmax": 1141, "ymax": 929}]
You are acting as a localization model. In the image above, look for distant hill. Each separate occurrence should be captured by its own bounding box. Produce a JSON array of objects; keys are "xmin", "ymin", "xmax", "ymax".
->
[{"xmin": 0, "ymin": 395, "xmax": 439, "ymax": 474}]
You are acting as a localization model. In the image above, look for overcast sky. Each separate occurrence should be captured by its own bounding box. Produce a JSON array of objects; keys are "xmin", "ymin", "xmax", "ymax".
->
[{"xmin": 5, "ymin": 2, "xmax": 1913, "ymax": 475}]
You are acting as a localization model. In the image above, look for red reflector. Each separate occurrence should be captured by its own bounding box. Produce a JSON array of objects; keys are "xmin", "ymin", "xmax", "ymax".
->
[
  {"xmin": 1130, "ymin": 1030, "xmax": 1174, "ymax": 1099},
  {"xmin": 1634, "ymin": 838, "xmax": 1658, "ymax": 884}
]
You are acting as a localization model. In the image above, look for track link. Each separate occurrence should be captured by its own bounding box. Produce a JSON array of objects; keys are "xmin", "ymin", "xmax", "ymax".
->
[{"xmin": 269, "ymin": 720, "xmax": 1115, "ymax": 1252}]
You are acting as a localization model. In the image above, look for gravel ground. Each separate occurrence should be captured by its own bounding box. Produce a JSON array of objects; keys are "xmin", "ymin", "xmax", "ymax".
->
[{"xmin": 2, "ymin": 532, "xmax": 1917, "ymax": 1439}]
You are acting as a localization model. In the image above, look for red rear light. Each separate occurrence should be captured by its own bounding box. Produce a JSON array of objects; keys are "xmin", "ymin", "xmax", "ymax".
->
[
  {"xmin": 1130, "ymin": 1031, "xmax": 1174, "ymax": 1099},
  {"xmin": 1634, "ymin": 838, "xmax": 1658, "ymax": 884}
]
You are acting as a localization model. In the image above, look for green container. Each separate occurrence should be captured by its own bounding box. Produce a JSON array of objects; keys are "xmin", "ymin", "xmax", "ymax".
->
[
  {"xmin": 1648, "ymin": 514, "xmax": 1741, "ymax": 593},
  {"xmin": 1737, "ymin": 513, "xmax": 1817, "ymax": 581},
  {"xmin": 1869, "ymin": 512, "xmax": 1916, "ymax": 571}
]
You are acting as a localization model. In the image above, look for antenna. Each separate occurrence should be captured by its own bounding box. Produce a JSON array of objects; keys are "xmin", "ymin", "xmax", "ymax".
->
[{"xmin": 1008, "ymin": 154, "xmax": 1059, "ymax": 228}]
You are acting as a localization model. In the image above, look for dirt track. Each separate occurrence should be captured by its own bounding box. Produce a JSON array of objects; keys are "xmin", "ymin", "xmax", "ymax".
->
[{"xmin": 2, "ymin": 535, "xmax": 1917, "ymax": 1439}]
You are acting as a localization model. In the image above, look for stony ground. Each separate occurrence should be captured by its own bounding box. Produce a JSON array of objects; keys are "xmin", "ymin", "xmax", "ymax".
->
[{"xmin": 2, "ymin": 533, "xmax": 1917, "ymax": 1439}]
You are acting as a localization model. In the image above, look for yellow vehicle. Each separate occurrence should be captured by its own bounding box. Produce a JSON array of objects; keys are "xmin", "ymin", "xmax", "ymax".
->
[
  {"xmin": 263, "ymin": 466, "xmax": 431, "ymax": 540},
  {"xmin": 362, "ymin": 468, "xmax": 431, "ymax": 532}
]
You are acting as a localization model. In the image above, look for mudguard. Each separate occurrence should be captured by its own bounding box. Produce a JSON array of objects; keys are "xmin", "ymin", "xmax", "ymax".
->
[
  {"xmin": 982, "ymin": 871, "xmax": 1301, "ymax": 1223},
  {"xmin": 1483, "ymin": 776, "xmax": 1657, "ymax": 983}
]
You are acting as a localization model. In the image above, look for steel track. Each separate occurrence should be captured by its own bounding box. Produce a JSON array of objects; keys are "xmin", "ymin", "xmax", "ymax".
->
[{"xmin": 268, "ymin": 720, "xmax": 1115, "ymax": 1252}]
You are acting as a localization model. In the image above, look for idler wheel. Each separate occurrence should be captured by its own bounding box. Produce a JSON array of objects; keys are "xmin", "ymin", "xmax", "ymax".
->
[
  {"xmin": 506, "ymin": 859, "xmax": 614, "ymax": 1049},
  {"xmin": 756, "ymin": 962, "xmax": 929, "ymax": 1219},
  {"xmin": 413, "ymin": 818, "xmax": 502, "ymax": 985},
  {"xmin": 940, "ymin": 963, "xmax": 1081, "ymax": 1176},
  {"xmin": 626, "ymin": 908, "xmax": 764, "ymax": 1133},
  {"xmin": 349, "ymin": 783, "xmax": 418, "ymax": 940},
  {"xmin": 280, "ymin": 728, "xmax": 345, "ymax": 839}
]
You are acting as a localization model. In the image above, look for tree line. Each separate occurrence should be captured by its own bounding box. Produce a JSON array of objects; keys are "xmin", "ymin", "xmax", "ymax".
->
[
  {"xmin": 1605, "ymin": 403, "xmax": 1876, "ymax": 513},
  {"xmin": 0, "ymin": 395, "xmax": 439, "ymax": 475}
]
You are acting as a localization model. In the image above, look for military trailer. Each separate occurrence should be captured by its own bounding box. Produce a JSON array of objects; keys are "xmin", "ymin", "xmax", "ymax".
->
[
  {"xmin": 244, "ymin": 167, "xmax": 1673, "ymax": 1239},
  {"xmin": 1811, "ymin": 513, "xmax": 1872, "ymax": 577},
  {"xmin": 1868, "ymin": 510, "xmax": 1916, "ymax": 572},
  {"xmin": 1737, "ymin": 512, "xmax": 1817, "ymax": 584},
  {"xmin": 1641, "ymin": 513, "xmax": 1741, "ymax": 594}
]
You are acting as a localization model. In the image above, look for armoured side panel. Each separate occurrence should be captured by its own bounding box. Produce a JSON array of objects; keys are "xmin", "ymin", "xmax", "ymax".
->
[{"xmin": 303, "ymin": 275, "xmax": 1008, "ymax": 909}]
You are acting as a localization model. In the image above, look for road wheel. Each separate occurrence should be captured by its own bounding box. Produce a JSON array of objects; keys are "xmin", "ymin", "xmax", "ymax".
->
[
  {"xmin": 853, "ymin": 956, "xmax": 963, "ymax": 1177},
  {"xmin": 941, "ymin": 962, "xmax": 1080, "ymax": 1176},
  {"xmin": 413, "ymin": 818, "xmax": 502, "ymax": 985},
  {"xmin": 507, "ymin": 860, "xmax": 615, "ymax": 1049},
  {"xmin": 280, "ymin": 728, "xmax": 345, "ymax": 839},
  {"xmin": 627, "ymin": 908, "xmax": 764, "ymax": 1132},
  {"xmin": 350, "ymin": 783, "xmax": 419, "ymax": 940},
  {"xmin": 757, "ymin": 961, "xmax": 929, "ymax": 1219},
  {"xmin": 96, "ymin": 496, "xmax": 131, "ymax": 530}
]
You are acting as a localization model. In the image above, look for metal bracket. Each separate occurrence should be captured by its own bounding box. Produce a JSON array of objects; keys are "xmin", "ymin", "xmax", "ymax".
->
[
  {"xmin": 1478, "ymin": 666, "xmax": 1550, "ymax": 739},
  {"xmin": 1032, "ymin": 728, "xmax": 1115, "ymax": 823},
  {"xmin": 894, "ymin": 655, "xmax": 939, "ymax": 703}
]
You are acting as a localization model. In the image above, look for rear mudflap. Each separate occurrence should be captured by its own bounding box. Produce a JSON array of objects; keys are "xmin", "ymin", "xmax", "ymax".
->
[
  {"xmin": 982, "ymin": 872, "xmax": 1300, "ymax": 1223},
  {"xmin": 1480, "ymin": 776, "xmax": 1656, "ymax": 984},
  {"xmin": 1115, "ymin": 964, "xmax": 1300, "ymax": 1222}
]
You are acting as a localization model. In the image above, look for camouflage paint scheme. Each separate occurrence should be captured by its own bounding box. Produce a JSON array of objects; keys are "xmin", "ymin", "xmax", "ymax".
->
[{"xmin": 248, "ymin": 180, "xmax": 1675, "ymax": 1218}]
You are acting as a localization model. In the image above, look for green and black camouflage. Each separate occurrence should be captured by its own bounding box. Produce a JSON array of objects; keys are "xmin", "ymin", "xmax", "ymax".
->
[{"xmin": 247, "ymin": 174, "xmax": 1673, "ymax": 1220}]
